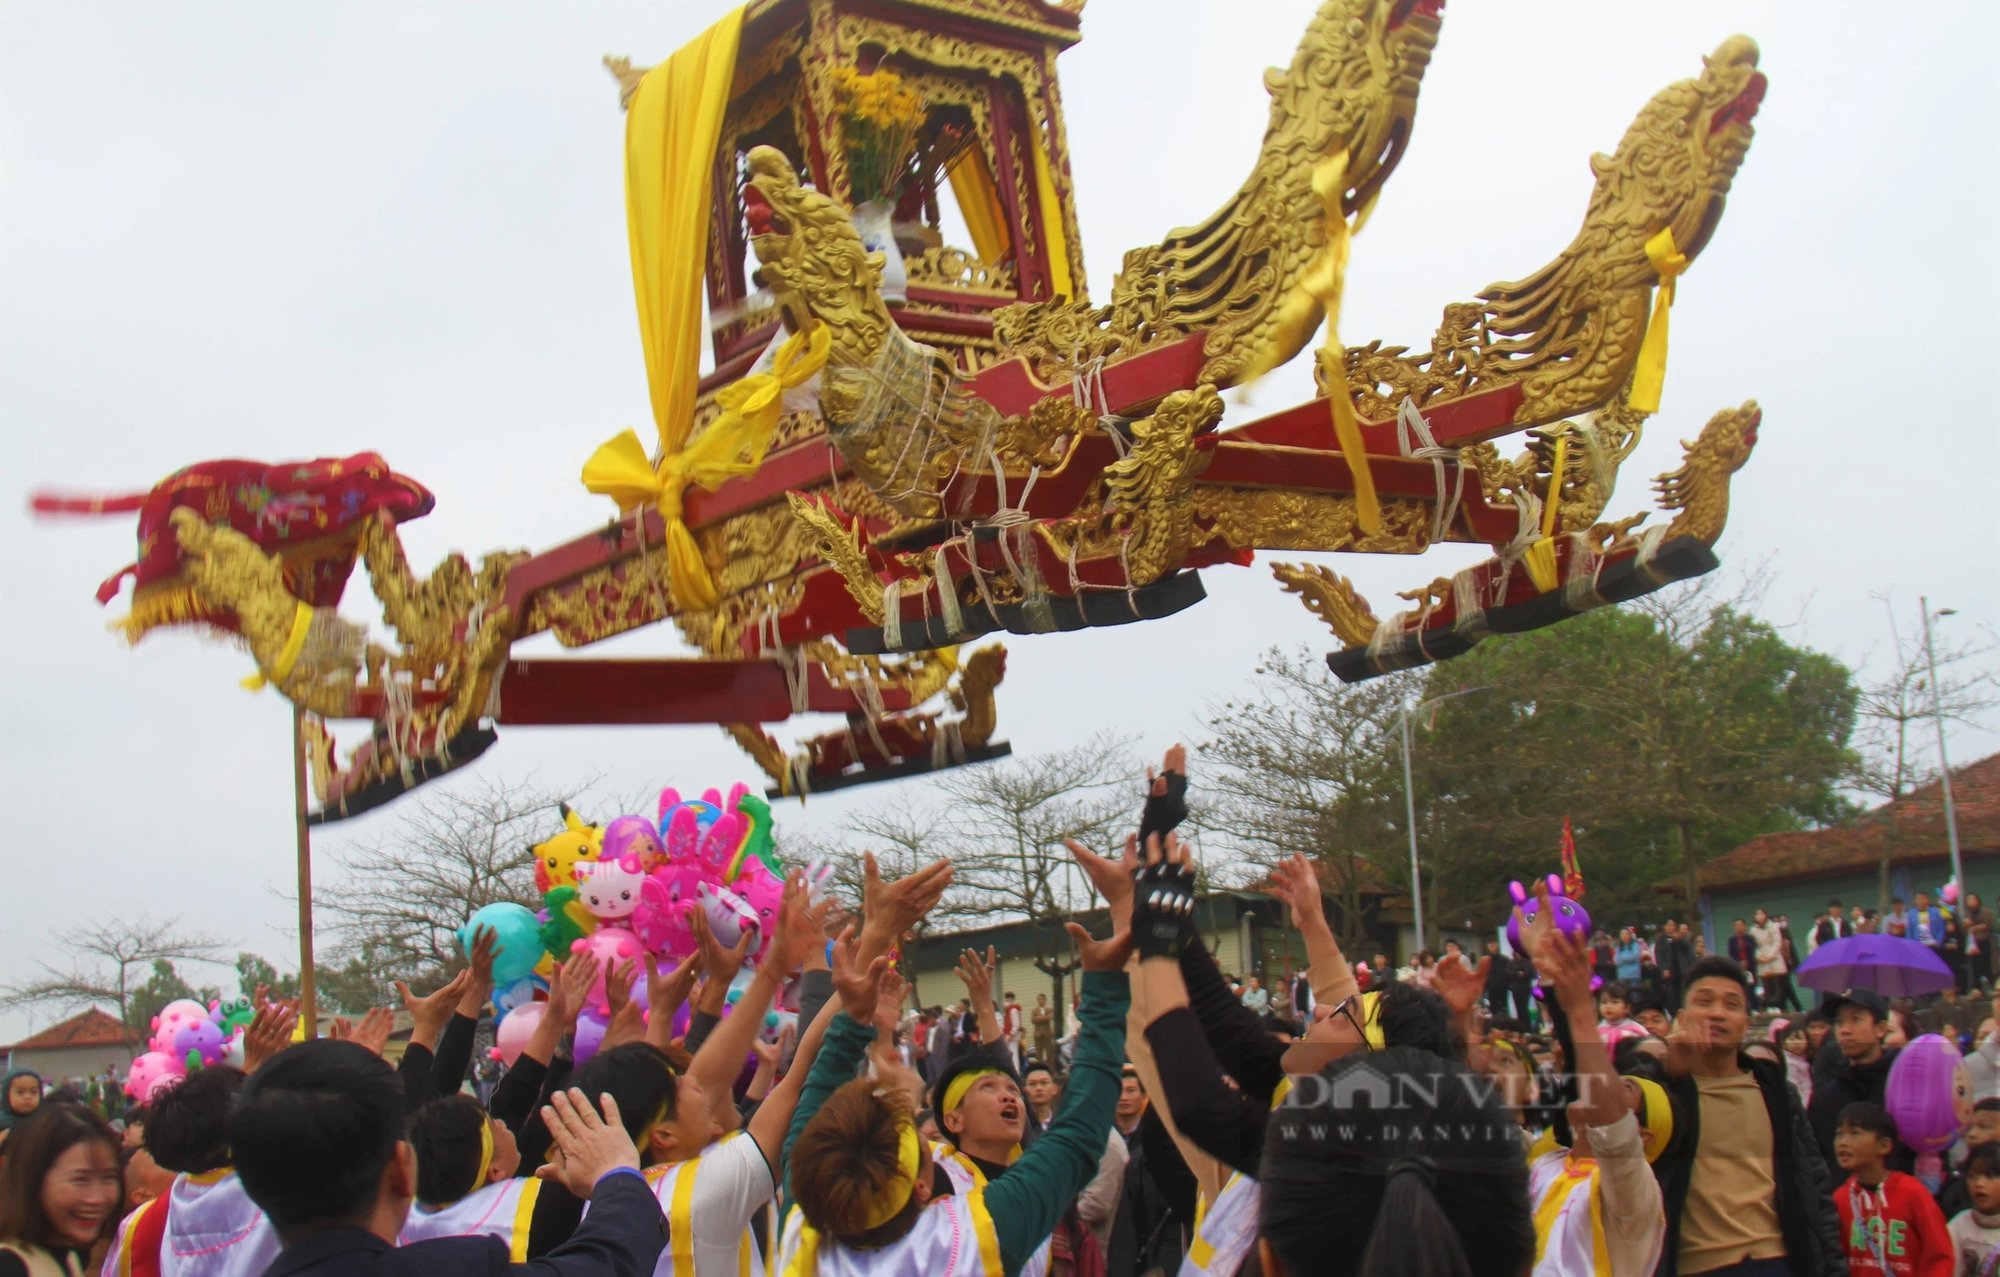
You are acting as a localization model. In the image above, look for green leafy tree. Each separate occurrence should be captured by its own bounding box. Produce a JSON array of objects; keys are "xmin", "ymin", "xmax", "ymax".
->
[
  {"xmin": 234, "ymin": 953, "xmax": 302, "ymax": 1004},
  {"xmin": 1414, "ymin": 578, "xmax": 1859, "ymax": 925}
]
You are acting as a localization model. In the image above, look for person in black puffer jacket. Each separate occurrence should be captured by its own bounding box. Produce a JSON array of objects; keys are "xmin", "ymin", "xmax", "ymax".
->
[{"xmin": 1649, "ymin": 956, "xmax": 1843, "ymax": 1277}]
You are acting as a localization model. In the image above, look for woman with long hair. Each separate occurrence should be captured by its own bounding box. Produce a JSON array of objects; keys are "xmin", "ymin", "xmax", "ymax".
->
[
  {"xmin": 0, "ymin": 1105, "xmax": 122, "ymax": 1277},
  {"xmin": 1258, "ymin": 1046, "xmax": 1532, "ymax": 1277}
]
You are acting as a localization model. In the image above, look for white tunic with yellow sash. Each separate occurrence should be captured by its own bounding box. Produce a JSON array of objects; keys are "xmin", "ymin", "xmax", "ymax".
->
[
  {"xmin": 155, "ymin": 1170, "xmax": 280, "ymax": 1277},
  {"xmin": 1178, "ymin": 1170, "xmax": 1259, "ymax": 1277},
  {"xmin": 637, "ymin": 1132, "xmax": 773, "ymax": 1277},
  {"xmin": 775, "ymin": 1194, "xmax": 1004, "ymax": 1277},
  {"xmin": 399, "ymin": 1178, "xmax": 545, "ymax": 1260}
]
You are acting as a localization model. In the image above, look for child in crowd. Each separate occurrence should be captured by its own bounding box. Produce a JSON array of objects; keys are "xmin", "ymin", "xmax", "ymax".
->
[
  {"xmin": 1834, "ymin": 1101, "xmax": 1953, "ymax": 1277},
  {"xmin": 1934, "ymin": 1099, "xmax": 2000, "ymax": 1218},
  {"xmin": 1949, "ymin": 1143, "xmax": 2000, "ymax": 1277},
  {"xmin": 1594, "ymin": 982, "xmax": 1644, "ymax": 1050}
]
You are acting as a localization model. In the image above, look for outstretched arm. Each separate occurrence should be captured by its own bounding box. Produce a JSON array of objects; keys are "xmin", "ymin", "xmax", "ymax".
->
[{"xmin": 984, "ymin": 923, "xmax": 1133, "ymax": 1276}]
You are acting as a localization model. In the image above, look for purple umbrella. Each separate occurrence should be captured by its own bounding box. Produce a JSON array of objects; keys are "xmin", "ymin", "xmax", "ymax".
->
[{"xmin": 1795, "ymin": 934, "xmax": 1955, "ymax": 998}]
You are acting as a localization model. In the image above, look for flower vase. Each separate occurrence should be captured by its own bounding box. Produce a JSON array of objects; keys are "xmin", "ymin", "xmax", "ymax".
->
[{"xmin": 850, "ymin": 199, "xmax": 907, "ymax": 306}]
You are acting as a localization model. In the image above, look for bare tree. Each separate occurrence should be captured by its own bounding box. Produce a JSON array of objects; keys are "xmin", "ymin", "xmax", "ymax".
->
[
  {"xmin": 1853, "ymin": 597, "xmax": 2000, "ymax": 909},
  {"xmin": 318, "ymin": 775, "xmax": 602, "ymax": 992},
  {"xmin": 0, "ymin": 916, "xmax": 226, "ymax": 1029},
  {"xmin": 819, "ymin": 735, "xmax": 1140, "ymax": 1028},
  {"xmin": 1201, "ymin": 649, "xmax": 1413, "ymax": 951}
]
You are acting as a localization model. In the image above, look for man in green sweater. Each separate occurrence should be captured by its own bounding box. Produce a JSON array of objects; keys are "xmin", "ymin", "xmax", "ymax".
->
[{"xmin": 779, "ymin": 909, "xmax": 1131, "ymax": 1276}]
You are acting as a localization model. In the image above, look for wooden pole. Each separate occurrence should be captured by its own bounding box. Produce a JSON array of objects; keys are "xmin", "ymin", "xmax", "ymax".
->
[{"xmin": 291, "ymin": 703, "xmax": 318, "ymax": 1037}]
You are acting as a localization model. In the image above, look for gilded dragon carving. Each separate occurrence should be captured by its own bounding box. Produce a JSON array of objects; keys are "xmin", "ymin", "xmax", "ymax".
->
[
  {"xmin": 995, "ymin": 0, "xmax": 1443, "ymax": 384},
  {"xmin": 1339, "ymin": 36, "xmax": 1765, "ymax": 429},
  {"xmin": 1270, "ymin": 562, "xmax": 1382, "ymax": 650}
]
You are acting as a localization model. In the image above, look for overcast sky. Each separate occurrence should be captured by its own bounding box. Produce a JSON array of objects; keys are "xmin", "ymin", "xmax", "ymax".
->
[{"xmin": 3, "ymin": 2, "xmax": 1995, "ymax": 1041}]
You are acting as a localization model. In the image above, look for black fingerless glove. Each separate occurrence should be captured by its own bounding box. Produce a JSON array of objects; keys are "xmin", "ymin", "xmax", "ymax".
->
[
  {"xmin": 1131, "ymin": 859, "xmax": 1198, "ymax": 960},
  {"xmin": 1138, "ymin": 770, "xmax": 1189, "ymax": 846}
]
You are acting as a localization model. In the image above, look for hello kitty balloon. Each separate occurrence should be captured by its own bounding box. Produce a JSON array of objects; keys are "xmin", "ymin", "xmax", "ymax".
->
[{"xmin": 576, "ymin": 853, "xmax": 646, "ymax": 923}]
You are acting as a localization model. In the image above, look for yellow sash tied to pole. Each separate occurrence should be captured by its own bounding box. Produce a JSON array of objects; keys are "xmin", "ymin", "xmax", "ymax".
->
[
  {"xmin": 1627, "ymin": 227, "xmax": 1687, "ymax": 414},
  {"xmin": 585, "ymin": 7, "xmax": 744, "ymax": 609},
  {"xmin": 1303, "ymin": 150, "xmax": 1380, "ymax": 534},
  {"xmin": 583, "ymin": 324, "xmax": 830, "ymax": 611},
  {"xmin": 241, "ymin": 600, "xmax": 315, "ymax": 692}
]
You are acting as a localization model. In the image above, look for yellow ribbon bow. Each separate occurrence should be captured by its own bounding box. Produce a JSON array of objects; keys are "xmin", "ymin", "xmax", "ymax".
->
[
  {"xmin": 582, "ymin": 324, "xmax": 831, "ymax": 611},
  {"xmin": 1627, "ymin": 227, "xmax": 1687, "ymax": 414}
]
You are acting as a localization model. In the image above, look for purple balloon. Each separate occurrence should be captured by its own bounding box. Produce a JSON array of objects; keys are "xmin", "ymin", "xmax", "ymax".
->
[
  {"xmin": 573, "ymin": 1011, "xmax": 609, "ymax": 1066},
  {"xmin": 1887, "ymin": 1034, "xmax": 1972, "ymax": 1153}
]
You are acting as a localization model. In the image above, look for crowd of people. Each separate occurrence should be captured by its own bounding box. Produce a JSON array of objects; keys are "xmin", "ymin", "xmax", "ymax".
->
[{"xmin": 1, "ymin": 751, "xmax": 1996, "ymax": 1277}]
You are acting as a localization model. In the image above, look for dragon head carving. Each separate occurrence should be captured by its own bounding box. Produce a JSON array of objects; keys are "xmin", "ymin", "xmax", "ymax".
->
[
  {"xmin": 1656, "ymin": 400, "xmax": 1759, "ymax": 543},
  {"xmin": 743, "ymin": 146, "xmax": 894, "ymax": 368},
  {"xmin": 1593, "ymin": 35, "xmax": 1764, "ymax": 272},
  {"xmin": 1270, "ymin": 0, "xmax": 1445, "ymax": 221}
]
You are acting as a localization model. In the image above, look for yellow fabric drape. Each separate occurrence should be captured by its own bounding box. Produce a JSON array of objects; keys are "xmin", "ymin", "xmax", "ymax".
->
[
  {"xmin": 1522, "ymin": 430, "xmax": 1571, "ymax": 592},
  {"xmin": 946, "ymin": 149, "xmax": 1012, "ymax": 266},
  {"xmin": 1303, "ymin": 150, "xmax": 1380, "ymax": 533},
  {"xmin": 1627, "ymin": 227, "xmax": 1687, "ymax": 414},
  {"xmin": 584, "ymin": 325, "xmax": 830, "ymax": 610},
  {"xmin": 1030, "ymin": 140, "xmax": 1074, "ymax": 301},
  {"xmin": 584, "ymin": 8, "xmax": 743, "ymax": 610}
]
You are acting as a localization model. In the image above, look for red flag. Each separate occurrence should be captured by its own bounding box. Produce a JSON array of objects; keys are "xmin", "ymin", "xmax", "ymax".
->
[{"xmin": 1559, "ymin": 816, "xmax": 1585, "ymax": 900}]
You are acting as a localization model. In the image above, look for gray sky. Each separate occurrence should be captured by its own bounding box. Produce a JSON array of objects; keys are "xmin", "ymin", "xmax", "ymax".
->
[{"xmin": 3, "ymin": 2, "xmax": 1995, "ymax": 1041}]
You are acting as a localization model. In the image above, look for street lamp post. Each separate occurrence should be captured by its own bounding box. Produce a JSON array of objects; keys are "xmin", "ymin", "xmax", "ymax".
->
[
  {"xmin": 1920, "ymin": 597, "xmax": 1964, "ymax": 897},
  {"xmin": 1400, "ymin": 686, "xmax": 1490, "ymax": 951}
]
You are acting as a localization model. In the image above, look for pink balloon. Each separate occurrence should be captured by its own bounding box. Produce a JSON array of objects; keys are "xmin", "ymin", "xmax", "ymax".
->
[
  {"xmin": 494, "ymin": 1004, "xmax": 547, "ymax": 1066},
  {"xmin": 570, "ymin": 928, "xmax": 647, "ymax": 1011},
  {"xmin": 125, "ymin": 1050, "xmax": 184, "ymax": 1101}
]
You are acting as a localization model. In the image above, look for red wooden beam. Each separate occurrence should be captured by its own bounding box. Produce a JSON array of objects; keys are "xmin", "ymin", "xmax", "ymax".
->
[{"xmin": 339, "ymin": 658, "xmax": 911, "ymax": 726}]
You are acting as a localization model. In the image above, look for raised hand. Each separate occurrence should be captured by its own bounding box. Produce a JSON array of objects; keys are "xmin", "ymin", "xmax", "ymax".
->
[
  {"xmin": 1065, "ymin": 919, "xmax": 1137, "ymax": 974},
  {"xmin": 1067, "ymin": 834, "xmax": 1140, "ymax": 930},
  {"xmin": 331, "ymin": 1006, "xmax": 395, "ymax": 1057},
  {"xmin": 759, "ymin": 870, "xmax": 816, "ymax": 978},
  {"xmin": 644, "ymin": 952, "xmax": 698, "ymax": 1021},
  {"xmin": 397, "ymin": 969, "xmax": 471, "ymax": 1051},
  {"xmin": 535, "ymin": 1089, "xmax": 640, "ymax": 1198},
  {"xmin": 458, "ymin": 925, "xmax": 499, "ymax": 1016},
  {"xmin": 605, "ymin": 958, "xmax": 638, "ymax": 1023},
  {"xmin": 693, "ymin": 907, "xmax": 755, "ymax": 985},
  {"xmin": 1263, "ymin": 854, "xmax": 1327, "ymax": 930},
  {"xmin": 600, "ymin": 997, "xmax": 646, "ymax": 1052},
  {"xmin": 1433, "ymin": 952, "xmax": 1493, "ymax": 1018},
  {"xmin": 874, "ymin": 968, "xmax": 911, "ymax": 1038},
  {"xmin": 860, "ymin": 852, "xmax": 953, "ymax": 958},
  {"xmin": 242, "ymin": 999, "xmax": 299, "ymax": 1072},
  {"xmin": 954, "ymin": 946, "xmax": 997, "ymax": 1003},
  {"xmin": 1131, "ymin": 833, "xmax": 1198, "ymax": 960},
  {"xmin": 831, "ymin": 927, "xmax": 889, "ymax": 1023},
  {"xmin": 552, "ymin": 953, "xmax": 600, "ymax": 1030}
]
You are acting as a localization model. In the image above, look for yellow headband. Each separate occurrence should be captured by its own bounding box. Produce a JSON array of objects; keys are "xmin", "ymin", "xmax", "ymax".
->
[
  {"xmin": 857, "ymin": 1123, "xmax": 922, "ymax": 1231},
  {"xmin": 471, "ymin": 1119, "xmax": 495, "ymax": 1196},
  {"xmin": 1630, "ymin": 1077, "xmax": 1673, "ymax": 1165},
  {"xmin": 1358, "ymin": 992, "xmax": 1386, "ymax": 1049},
  {"xmin": 941, "ymin": 1068, "xmax": 1005, "ymax": 1116}
]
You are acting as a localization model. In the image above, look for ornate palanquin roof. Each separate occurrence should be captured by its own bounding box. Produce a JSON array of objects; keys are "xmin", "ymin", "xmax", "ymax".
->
[{"xmin": 744, "ymin": 0, "xmax": 1083, "ymax": 47}]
